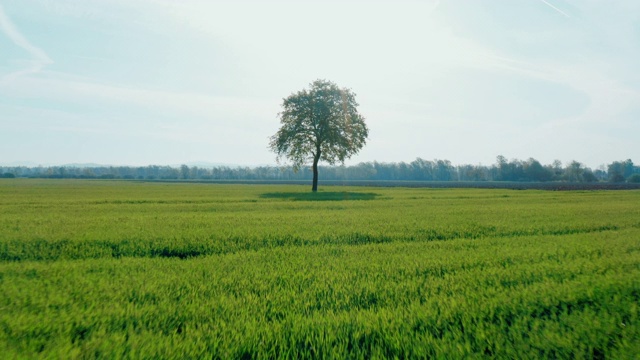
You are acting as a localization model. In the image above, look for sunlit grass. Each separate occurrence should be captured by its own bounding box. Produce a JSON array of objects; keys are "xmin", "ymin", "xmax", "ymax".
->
[{"xmin": 0, "ymin": 179, "xmax": 639, "ymax": 358}]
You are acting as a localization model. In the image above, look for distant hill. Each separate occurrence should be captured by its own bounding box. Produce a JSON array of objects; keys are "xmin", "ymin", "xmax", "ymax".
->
[
  {"xmin": 1, "ymin": 162, "xmax": 250, "ymax": 169},
  {"xmin": 0, "ymin": 161, "xmax": 47, "ymax": 167},
  {"xmin": 172, "ymin": 162, "xmax": 243, "ymax": 169},
  {"xmin": 62, "ymin": 163, "xmax": 109, "ymax": 168}
]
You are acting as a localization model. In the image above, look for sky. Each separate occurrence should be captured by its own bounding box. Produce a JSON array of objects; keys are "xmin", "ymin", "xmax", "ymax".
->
[{"xmin": 1, "ymin": 0, "xmax": 638, "ymax": 168}]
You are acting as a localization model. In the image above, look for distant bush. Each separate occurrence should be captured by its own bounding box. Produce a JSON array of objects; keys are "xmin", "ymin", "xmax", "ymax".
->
[
  {"xmin": 610, "ymin": 173, "xmax": 626, "ymax": 183},
  {"xmin": 627, "ymin": 174, "xmax": 640, "ymax": 183},
  {"xmin": 1, "ymin": 173, "xmax": 15, "ymax": 178}
]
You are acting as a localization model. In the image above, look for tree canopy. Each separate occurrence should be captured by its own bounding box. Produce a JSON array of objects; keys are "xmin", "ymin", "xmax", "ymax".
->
[{"xmin": 269, "ymin": 80, "xmax": 369, "ymax": 191}]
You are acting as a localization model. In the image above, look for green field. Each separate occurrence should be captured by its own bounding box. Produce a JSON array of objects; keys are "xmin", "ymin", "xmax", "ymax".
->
[{"xmin": 1, "ymin": 179, "xmax": 639, "ymax": 358}]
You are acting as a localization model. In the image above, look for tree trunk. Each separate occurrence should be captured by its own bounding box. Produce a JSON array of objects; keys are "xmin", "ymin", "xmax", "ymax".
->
[{"xmin": 312, "ymin": 152, "xmax": 320, "ymax": 192}]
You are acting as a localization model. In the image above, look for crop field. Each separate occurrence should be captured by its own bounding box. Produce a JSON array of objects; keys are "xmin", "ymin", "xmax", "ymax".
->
[{"xmin": 1, "ymin": 179, "xmax": 639, "ymax": 358}]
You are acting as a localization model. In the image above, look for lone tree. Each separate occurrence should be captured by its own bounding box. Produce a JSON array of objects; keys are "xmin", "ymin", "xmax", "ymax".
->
[{"xmin": 269, "ymin": 80, "xmax": 369, "ymax": 192}]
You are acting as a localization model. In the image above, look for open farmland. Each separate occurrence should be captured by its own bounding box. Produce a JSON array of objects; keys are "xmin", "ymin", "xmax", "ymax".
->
[{"xmin": 1, "ymin": 179, "xmax": 639, "ymax": 358}]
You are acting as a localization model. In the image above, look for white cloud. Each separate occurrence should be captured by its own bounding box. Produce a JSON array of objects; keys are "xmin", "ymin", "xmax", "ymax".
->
[
  {"xmin": 0, "ymin": 3, "xmax": 53, "ymax": 83},
  {"xmin": 539, "ymin": 0, "xmax": 570, "ymax": 18}
]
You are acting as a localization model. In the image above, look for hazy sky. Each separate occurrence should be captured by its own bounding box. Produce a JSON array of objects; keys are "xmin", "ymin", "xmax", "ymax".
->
[{"xmin": 1, "ymin": 0, "xmax": 638, "ymax": 168}]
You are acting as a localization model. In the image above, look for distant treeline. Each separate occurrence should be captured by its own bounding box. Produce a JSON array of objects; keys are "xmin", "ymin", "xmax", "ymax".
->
[{"xmin": 2, "ymin": 157, "xmax": 639, "ymax": 183}]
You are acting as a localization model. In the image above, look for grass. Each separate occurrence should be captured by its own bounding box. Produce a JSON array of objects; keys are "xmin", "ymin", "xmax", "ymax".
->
[
  {"xmin": 0, "ymin": 179, "xmax": 639, "ymax": 358},
  {"xmin": 259, "ymin": 191, "xmax": 379, "ymax": 201}
]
